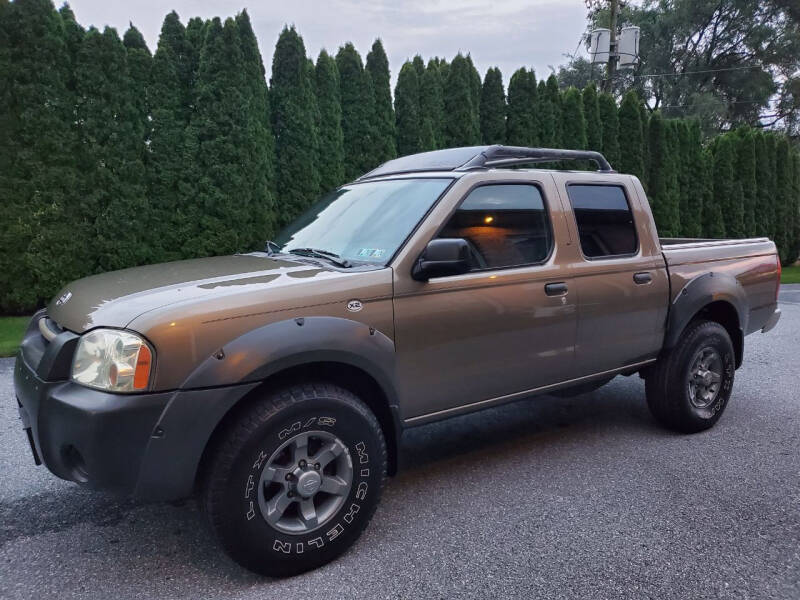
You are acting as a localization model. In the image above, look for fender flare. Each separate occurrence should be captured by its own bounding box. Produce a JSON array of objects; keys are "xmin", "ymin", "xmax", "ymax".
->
[{"xmin": 665, "ymin": 271, "xmax": 747, "ymax": 359}]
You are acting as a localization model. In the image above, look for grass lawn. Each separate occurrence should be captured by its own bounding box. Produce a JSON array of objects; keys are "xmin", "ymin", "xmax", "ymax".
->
[
  {"xmin": 0, "ymin": 316, "xmax": 29, "ymax": 357},
  {"xmin": 782, "ymin": 265, "xmax": 800, "ymax": 284}
]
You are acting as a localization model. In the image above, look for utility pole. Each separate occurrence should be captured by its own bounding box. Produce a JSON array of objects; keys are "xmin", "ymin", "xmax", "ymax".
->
[{"xmin": 603, "ymin": 0, "xmax": 619, "ymax": 92}]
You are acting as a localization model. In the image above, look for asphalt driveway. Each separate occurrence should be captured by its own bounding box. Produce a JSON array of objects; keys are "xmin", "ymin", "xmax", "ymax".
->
[{"xmin": 1, "ymin": 287, "xmax": 798, "ymax": 599}]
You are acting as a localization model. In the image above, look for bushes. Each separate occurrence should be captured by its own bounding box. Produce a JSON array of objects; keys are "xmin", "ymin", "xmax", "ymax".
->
[{"xmin": 2, "ymin": 2, "xmax": 799, "ymax": 314}]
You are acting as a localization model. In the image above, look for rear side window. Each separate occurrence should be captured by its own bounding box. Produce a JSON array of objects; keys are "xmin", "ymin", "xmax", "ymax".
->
[
  {"xmin": 567, "ymin": 184, "xmax": 638, "ymax": 258},
  {"xmin": 438, "ymin": 183, "xmax": 552, "ymax": 270}
]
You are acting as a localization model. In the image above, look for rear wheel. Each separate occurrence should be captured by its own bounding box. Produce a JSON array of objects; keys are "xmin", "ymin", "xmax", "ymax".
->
[
  {"xmin": 203, "ymin": 382, "xmax": 387, "ymax": 576},
  {"xmin": 645, "ymin": 320, "xmax": 735, "ymax": 433}
]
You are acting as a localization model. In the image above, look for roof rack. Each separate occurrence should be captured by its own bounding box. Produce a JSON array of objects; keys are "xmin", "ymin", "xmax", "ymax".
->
[
  {"xmin": 457, "ymin": 145, "xmax": 614, "ymax": 172},
  {"xmin": 357, "ymin": 145, "xmax": 614, "ymax": 181}
]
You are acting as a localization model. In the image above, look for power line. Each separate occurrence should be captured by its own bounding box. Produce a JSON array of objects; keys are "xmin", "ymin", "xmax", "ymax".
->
[{"xmin": 630, "ymin": 65, "xmax": 760, "ymax": 80}]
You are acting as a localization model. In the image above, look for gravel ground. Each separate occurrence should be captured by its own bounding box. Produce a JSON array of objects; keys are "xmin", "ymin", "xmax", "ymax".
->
[{"xmin": 1, "ymin": 287, "xmax": 798, "ymax": 599}]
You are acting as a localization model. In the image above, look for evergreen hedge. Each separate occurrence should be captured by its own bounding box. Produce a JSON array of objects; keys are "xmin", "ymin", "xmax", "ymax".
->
[{"xmin": 1, "ymin": 2, "xmax": 798, "ymax": 314}]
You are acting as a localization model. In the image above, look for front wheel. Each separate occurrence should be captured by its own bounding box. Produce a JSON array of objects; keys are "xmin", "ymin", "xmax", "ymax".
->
[
  {"xmin": 203, "ymin": 382, "xmax": 387, "ymax": 576},
  {"xmin": 645, "ymin": 320, "xmax": 735, "ymax": 433}
]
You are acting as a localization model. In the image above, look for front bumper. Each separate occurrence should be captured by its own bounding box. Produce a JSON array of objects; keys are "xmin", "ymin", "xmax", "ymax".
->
[{"xmin": 13, "ymin": 314, "xmax": 258, "ymax": 500}]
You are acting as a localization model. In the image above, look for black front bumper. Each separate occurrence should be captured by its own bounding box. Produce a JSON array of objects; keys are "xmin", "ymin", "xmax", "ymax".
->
[{"xmin": 13, "ymin": 314, "xmax": 258, "ymax": 501}]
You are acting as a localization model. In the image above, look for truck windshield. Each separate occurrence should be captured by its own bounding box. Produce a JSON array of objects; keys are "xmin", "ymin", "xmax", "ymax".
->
[{"xmin": 274, "ymin": 178, "xmax": 453, "ymax": 265}]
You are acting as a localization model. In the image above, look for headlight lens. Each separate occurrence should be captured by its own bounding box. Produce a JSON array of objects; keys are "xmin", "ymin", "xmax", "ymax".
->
[{"xmin": 71, "ymin": 329, "xmax": 153, "ymax": 392}]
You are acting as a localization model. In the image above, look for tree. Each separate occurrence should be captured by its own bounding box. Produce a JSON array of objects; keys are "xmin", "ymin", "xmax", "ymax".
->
[
  {"xmin": 561, "ymin": 87, "xmax": 587, "ymax": 153},
  {"xmin": 536, "ymin": 79, "xmax": 555, "ymax": 147},
  {"xmin": 336, "ymin": 42, "xmax": 375, "ymax": 179},
  {"xmin": 480, "ymin": 67, "xmax": 505, "ymax": 144},
  {"xmin": 394, "ymin": 60, "xmax": 420, "ymax": 156},
  {"xmin": 271, "ymin": 25, "xmax": 319, "ymax": 227},
  {"xmin": 442, "ymin": 53, "xmax": 480, "ymax": 147},
  {"xmin": 545, "ymin": 74, "xmax": 562, "ymax": 147},
  {"xmin": 789, "ymin": 152, "xmax": 800, "ymax": 263},
  {"xmin": 682, "ymin": 120, "xmax": 705, "ymax": 237},
  {"xmin": 365, "ymin": 39, "xmax": 395, "ymax": 164},
  {"xmin": 617, "ymin": 91, "xmax": 645, "ymax": 181},
  {"xmin": 707, "ymin": 136, "xmax": 738, "ymax": 238},
  {"xmin": 147, "ymin": 11, "xmax": 194, "ymax": 261},
  {"xmin": 734, "ymin": 127, "xmax": 758, "ymax": 237},
  {"xmin": 506, "ymin": 68, "xmax": 535, "ymax": 147},
  {"xmin": 586, "ymin": 0, "xmax": 800, "ymax": 133},
  {"xmin": 0, "ymin": 0, "xmax": 82, "ymax": 312},
  {"xmin": 775, "ymin": 137, "xmax": 793, "ymax": 264},
  {"xmin": 419, "ymin": 59, "xmax": 444, "ymax": 150},
  {"xmin": 583, "ymin": 83, "xmax": 602, "ymax": 153},
  {"xmin": 465, "ymin": 54, "xmax": 482, "ymax": 131},
  {"xmin": 315, "ymin": 50, "xmax": 345, "ymax": 192},
  {"xmin": 122, "ymin": 25, "xmax": 152, "ymax": 148},
  {"xmin": 647, "ymin": 112, "xmax": 679, "ymax": 236},
  {"xmin": 597, "ymin": 92, "xmax": 620, "ymax": 168}
]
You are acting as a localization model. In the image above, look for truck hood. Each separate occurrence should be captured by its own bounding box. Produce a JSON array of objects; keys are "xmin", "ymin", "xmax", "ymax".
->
[{"xmin": 47, "ymin": 254, "xmax": 339, "ymax": 333}]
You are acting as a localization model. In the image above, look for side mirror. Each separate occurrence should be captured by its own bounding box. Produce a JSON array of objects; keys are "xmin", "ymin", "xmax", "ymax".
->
[{"xmin": 411, "ymin": 238, "xmax": 471, "ymax": 281}]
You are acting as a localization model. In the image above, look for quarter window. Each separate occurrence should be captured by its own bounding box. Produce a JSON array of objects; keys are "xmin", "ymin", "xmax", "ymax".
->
[
  {"xmin": 438, "ymin": 184, "xmax": 552, "ymax": 270},
  {"xmin": 567, "ymin": 184, "xmax": 638, "ymax": 258}
]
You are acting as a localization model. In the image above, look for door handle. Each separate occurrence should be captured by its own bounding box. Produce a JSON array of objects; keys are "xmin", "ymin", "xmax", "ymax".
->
[
  {"xmin": 545, "ymin": 282, "xmax": 568, "ymax": 296},
  {"xmin": 633, "ymin": 272, "xmax": 652, "ymax": 284}
]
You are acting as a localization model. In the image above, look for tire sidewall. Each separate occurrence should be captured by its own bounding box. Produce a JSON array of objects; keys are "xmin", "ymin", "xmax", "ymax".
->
[
  {"xmin": 671, "ymin": 322, "xmax": 735, "ymax": 427},
  {"xmin": 217, "ymin": 395, "xmax": 384, "ymax": 575}
]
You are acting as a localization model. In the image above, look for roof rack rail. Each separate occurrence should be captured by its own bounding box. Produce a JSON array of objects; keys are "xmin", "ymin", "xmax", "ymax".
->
[
  {"xmin": 356, "ymin": 145, "xmax": 615, "ymax": 181},
  {"xmin": 457, "ymin": 145, "xmax": 614, "ymax": 172}
]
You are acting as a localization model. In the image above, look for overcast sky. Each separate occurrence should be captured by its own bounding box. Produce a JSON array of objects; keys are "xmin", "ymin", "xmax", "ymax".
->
[{"xmin": 64, "ymin": 0, "xmax": 589, "ymax": 88}]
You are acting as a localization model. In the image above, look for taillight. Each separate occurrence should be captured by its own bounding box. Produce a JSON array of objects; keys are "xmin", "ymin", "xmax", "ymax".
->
[{"xmin": 776, "ymin": 256, "xmax": 781, "ymax": 302}]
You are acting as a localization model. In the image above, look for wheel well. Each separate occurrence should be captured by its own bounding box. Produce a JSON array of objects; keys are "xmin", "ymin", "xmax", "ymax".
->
[
  {"xmin": 694, "ymin": 301, "xmax": 743, "ymax": 368},
  {"xmin": 196, "ymin": 362, "xmax": 400, "ymax": 492}
]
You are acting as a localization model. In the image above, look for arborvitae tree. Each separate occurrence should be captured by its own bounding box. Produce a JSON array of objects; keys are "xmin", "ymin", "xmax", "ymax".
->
[
  {"xmin": 480, "ymin": 67, "xmax": 505, "ymax": 144},
  {"xmin": 683, "ymin": 120, "xmax": 705, "ymax": 238},
  {"xmin": 674, "ymin": 120, "xmax": 693, "ymax": 236},
  {"xmin": 235, "ymin": 10, "xmax": 276, "ymax": 245},
  {"xmin": 545, "ymin": 74, "xmax": 562, "ymax": 147},
  {"xmin": 365, "ymin": 39, "xmax": 396, "ymax": 164},
  {"xmin": 789, "ymin": 152, "xmax": 800, "ymax": 263},
  {"xmin": 560, "ymin": 87, "xmax": 587, "ymax": 152},
  {"xmin": 597, "ymin": 91, "xmax": 620, "ymax": 168},
  {"xmin": 617, "ymin": 91, "xmax": 645, "ymax": 181},
  {"xmin": 147, "ymin": 12, "xmax": 194, "ymax": 261},
  {"xmin": 536, "ymin": 79, "xmax": 555, "ymax": 147},
  {"xmin": 709, "ymin": 136, "xmax": 739, "ymax": 238},
  {"xmin": 72, "ymin": 26, "xmax": 150, "ymax": 271},
  {"xmin": 700, "ymin": 147, "xmax": 721, "ymax": 237},
  {"xmin": 734, "ymin": 127, "xmax": 757, "ymax": 237},
  {"xmin": 647, "ymin": 112, "xmax": 679, "ymax": 236},
  {"xmin": 754, "ymin": 133, "xmax": 771, "ymax": 237},
  {"xmin": 184, "ymin": 17, "xmax": 206, "ymax": 99},
  {"xmin": 271, "ymin": 25, "xmax": 319, "ymax": 226},
  {"xmin": 419, "ymin": 59, "xmax": 444, "ymax": 151},
  {"xmin": 315, "ymin": 50, "xmax": 345, "ymax": 192},
  {"xmin": 394, "ymin": 61, "xmax": 420, "ymax": 156},
  {"xmin": 639, "ymin": 102, "xmax": 650, "ymax": 190},
  {"xmin": 465, "ymin": 54, "xmax": 482, "ymax": 129},
  {"xmin": 582, "ymin": 83, "xmax": 602, "ymax": 153},
  {"xmin": 506, "ymin": 68, "xmax": 535, "ymax": 147},
  {"xmin": 58, "ymin": 4, "xmax": 84, "ymax": 90},
  {"xmin": 0, "ymin": 0, "xmax": 82, "ymax": 312},
  {"xmin": 336, "ymin": 42, "xmax": 375, "ymax": 179},
  {"xmin": 764, "ymin": 133, "xmax": 779, "ymax": 241},
  {"xmin": 412, "ymin": 54, "xmax": 425, "ymax": 80},
  {"xmin": 442, "ymin": 53, "xmax": 480, "ymax": 147},
  {"xmin": 775, "ymin": 137, "xmax": 793, "ymax": 264},
  {"xmin": 122, "ymin": 25, "xmax": 152, "ymax": 144}
]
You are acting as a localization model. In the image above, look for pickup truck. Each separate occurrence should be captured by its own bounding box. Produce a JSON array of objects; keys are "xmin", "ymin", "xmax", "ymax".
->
[{"xmin": 13, "ymin": 145, "xmax": 781, "ymax": 576}]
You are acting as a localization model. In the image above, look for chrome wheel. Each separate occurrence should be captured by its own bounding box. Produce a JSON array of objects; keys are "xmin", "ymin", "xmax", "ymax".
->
[
  {"xmin": 687, "ymin": 346, "xmax": 723, "ymax": 409},
  {"xmin": 257, "ymin": 431, "xmax": 353, "ymax": 535}
]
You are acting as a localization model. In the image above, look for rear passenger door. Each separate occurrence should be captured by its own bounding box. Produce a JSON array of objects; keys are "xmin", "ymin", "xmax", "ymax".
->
[{"xmin": 563, "ymin": 180, "xmax": 669, "ymax": 377}]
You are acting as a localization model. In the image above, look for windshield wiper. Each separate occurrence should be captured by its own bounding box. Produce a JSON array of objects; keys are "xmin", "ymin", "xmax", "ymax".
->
[
  {"xmin": 264, "ymin": 240, "xmax": 282, "ymax": 256},
  {"xmin": 288, "ymin": 248, "xmax": 352, "ymax": 268}
]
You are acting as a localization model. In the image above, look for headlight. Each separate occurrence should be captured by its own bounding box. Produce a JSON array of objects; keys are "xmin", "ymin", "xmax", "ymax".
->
[{"xmin": 71, "ymin": 329, "xmax": 153, "ymax": 392}]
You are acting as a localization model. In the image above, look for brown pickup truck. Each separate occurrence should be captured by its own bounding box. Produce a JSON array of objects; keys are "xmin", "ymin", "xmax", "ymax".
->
[{"xmin": 13, "ymin": 145, "xmax": 781, "ymax": 576}]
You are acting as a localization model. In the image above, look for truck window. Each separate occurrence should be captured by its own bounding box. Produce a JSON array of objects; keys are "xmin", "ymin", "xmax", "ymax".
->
[
  {"xmin": 438, "ymin": 183, "xmax": 552, "ymax": 270},
  {"xmin": 566, "ymin": 184, "xmax": 638, "ymax": 258}
]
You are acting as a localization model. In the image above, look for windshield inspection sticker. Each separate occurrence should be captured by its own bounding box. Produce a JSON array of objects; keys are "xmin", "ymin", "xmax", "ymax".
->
[{"xmin": 356, "ymin": 248, "xmax": 386, "ymax": 259}]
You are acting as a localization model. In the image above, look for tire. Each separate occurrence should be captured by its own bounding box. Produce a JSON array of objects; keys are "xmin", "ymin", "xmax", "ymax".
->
[
  {"xmin": 645, "ymin": 319, "xmax": 735, "ymax": 433},
  {"xmin": 203, "ymin": 382, "xmax": 387, "ymax": 577}
]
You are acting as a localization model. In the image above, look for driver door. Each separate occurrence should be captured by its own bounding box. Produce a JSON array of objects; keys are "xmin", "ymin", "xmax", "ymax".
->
[{"xmin": 392, "ymin": 177, "xmax": 577, "ymax": 422}]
